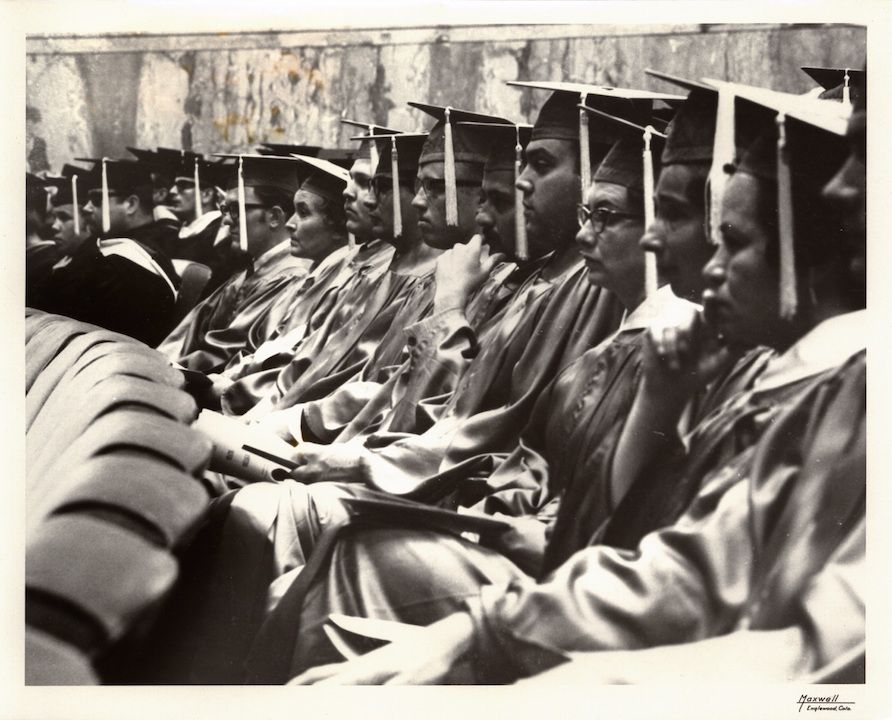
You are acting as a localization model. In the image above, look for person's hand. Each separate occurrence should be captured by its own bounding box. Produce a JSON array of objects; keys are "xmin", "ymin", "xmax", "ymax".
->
[
  {"xmin": 481, "ymin": 515, "xmax": 547, "ymax": 577},
  {"xmin": 640, "ymin": 303, "xmax": 733, "ymax": 407},
  {"xmin": 433, "ymin": 234, "xmax": 505, "ymax": 314},
  {"xmin": 249, "ymin": 407, "xmax": 300, "ymax": 443},
  {"xmin": 287, "ymin": 442, "xmax": 369, "ymax": 484},
  {"xmin": 288, "ymin": 612, "xmax": 475, "ymax": 685}
]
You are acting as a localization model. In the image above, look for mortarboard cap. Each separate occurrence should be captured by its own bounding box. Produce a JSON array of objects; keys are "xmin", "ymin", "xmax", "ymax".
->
[
  {"xmin": 356, "ymin": 132, "xmax": 428, "ymax": 240},
  {"xmin": 213, "ymin": 153, "xmax": 306, "ymax": 251},
  {"xmin": 257, "ymin": 143, "xmax": 322, "ymax": 158},
  {"xmin": 317, "ymin": 148, "xmax": 356, "ymax": 169},
  {"xmin": 801, "ymin": 66, "xmax": 866, "ymax": 105},
  {"xmin": 341, "ymin": 119, "xmax": 401, "ymax": 168},
  {"xmin": 409, "ymin": 103, "xmax": 512, "ymax": 226},
  {"xmin": 289, "ymin": 153, "xmax": 351, "ymax": 204},
  {"xmin": 456, "ymin": 121, "xmax": 534, "ymax": 258},
  {"xmin": 508, "ymin": 80, "xmax": 684, "ymax": 200},
  {"xmin": 647, "ymin": 70, "xmax": 770, "ymax": 251},
  {"xmin": 720, "ymin": 82, "xmax": 850, "ymax": 318},
  {"xmin": 583, "ymin": 106, "xmax": 669, "ymax": 297}
]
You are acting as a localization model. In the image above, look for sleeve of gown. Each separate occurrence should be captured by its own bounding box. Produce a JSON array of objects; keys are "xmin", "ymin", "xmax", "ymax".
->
[
  {"xmin": 465, "ymin": 469, "xmax": 756, "ymax": 681},
  {"xmin": 795, "ymin": 516, "xmax": 865, "ymax": 675},
  {"xmin": 466, "ymin": 375, "xmax": 558, "ymax": 517}
]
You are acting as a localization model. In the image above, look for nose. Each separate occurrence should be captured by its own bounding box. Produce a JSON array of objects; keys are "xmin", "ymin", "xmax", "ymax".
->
[
  {"xmin": 343, "ymin": 182, "xmax": 357, "ymax": 203},
  {"xmin": 363, "ymin": 188, "xmax": 378, "ymax": 212},
  {"xmin": 168, "ymin": 185, "xmax": 179, "ymax": 199},
  {"xmin": 285, "ymin": 212, "xmax": 298, "ymax": 234},
  {"xmin": 411, "ymin": 187, "xmax": 427, "ymax": 213},
  {"xmin": 639, "ymin": 220, "xmax": 664, "ymax": 255},
  {"xmin": 575, "ymin": 218, "xmax": 594, "ymax": 250},
  {"xmin": 702, "ymin": 246, "xmax": 726, "ymax": 289},
  {"xmin": 84, "ymin": 201, "xmax": 96, "ymax": 215},
  {"xmin": 222, "ymin": 212, "xmax": 234, "ymax": 228}
]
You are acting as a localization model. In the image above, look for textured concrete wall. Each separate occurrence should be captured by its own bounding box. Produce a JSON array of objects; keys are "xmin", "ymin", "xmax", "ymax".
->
[{"xmin": 26, "ymin": 23, "xmax": 865, "ymax": 173}]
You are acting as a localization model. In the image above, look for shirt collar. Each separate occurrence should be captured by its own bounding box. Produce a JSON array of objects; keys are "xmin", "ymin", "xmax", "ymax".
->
[{"xmin": 754, "ymin": 309, "xmax": 867, "ymax": 392}]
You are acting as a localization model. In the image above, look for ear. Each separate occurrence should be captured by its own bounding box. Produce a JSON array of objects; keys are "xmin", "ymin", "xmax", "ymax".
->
[
  {"xmin": 266, "ymin": 205, "xmax": 287, "ymax": 228},
  {"xmin": 124, "ymin": 194, "xmax": 141, "ymax": 215},
  {"xmin": 201, "ymin": 186, "xmax": 218, "ymax": 205}
]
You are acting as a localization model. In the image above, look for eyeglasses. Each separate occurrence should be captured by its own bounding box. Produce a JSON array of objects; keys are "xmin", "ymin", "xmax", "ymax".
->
[
  {"xmin": 371, "ymin": 175, "xmax": 415, "ymax": 198},
  {"xmin": 577, "ymin": 204, "xmax": 642, "ymax": 233},
  {"xmin": 86, "ymin": 190, "xmax": 124, "ymax": 206},
  {"xmin": 172, "ymin": 179, "xmax": 196, "ymax": 193},
  {"xmin": 415, "ymin": 177, "xmax": 481, "ymax": 199},
  {"xmin": 219, "ymin": 201, "xmax": 266, "ymax": 219}
]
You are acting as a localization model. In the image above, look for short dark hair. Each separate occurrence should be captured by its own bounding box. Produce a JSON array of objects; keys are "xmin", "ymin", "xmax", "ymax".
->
[{"xmin": 254, "ymin": 186, "xmax": 296, "ymax": 215}]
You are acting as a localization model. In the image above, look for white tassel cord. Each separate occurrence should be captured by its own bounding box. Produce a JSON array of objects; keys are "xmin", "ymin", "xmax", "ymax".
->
[
  {"xmin": 579, "ymin": 93, "xmax": 591, "ymax": 199},
  {"xmin": 391, "ymin": 136, "xmax": 403, "ymax": 239},
  {"xmin": 708, "ymin": 87, "xmax": 735, "ymax": 246},
  {"xmin": 443, "ymin": 107, "xmax": 459, "ymax": 226},
  {"xmin": 642, "ymin": 125, "xmax": 658, "ymax": 297},
  {"xmin": 776, "ymin": 113, "xmax": 798, "ymax": 319},
  {"xmin": 194, "ymin": 158, "xmax": 203, "ymax": 220},
  {"xmin": 101, "ymin": 158, "xmax": 110, "ymax": 234},
  {"xmin": 514, "ymin": 125, "xmax": 528, "ymax": 260},
  {"xmin": 71, "ymin": 174, "xmax": 80, "ymax": 236},
  {"xmin": 237, "ymin": 156, "xmax": 249, "ymax": 252}
]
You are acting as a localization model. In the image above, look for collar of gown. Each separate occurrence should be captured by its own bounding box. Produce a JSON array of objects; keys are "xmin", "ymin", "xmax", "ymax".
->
[
  {"xmin": 178, "ymin": 209, "xmax": 222, "ymax": 239},
  {"xmin": 754, "ymin": 309, "xmax": 867, "ymax": 392},
  {"xmin": 251, "ymin": 238, "xmax": 307, "ymax": 277},
  {"xmin": 619, "ymin": 284, "xmax": 698, "ymax": 334}
]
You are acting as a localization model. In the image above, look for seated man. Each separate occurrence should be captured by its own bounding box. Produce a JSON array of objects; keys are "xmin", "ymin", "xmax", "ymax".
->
[
  {"xmin": 157, "ymin": 154, "xmax": 311, "ymax": 370},
  {"xmin": 287, "ymin": 80, "xmax": 866, "ymax": 686},
  {"xmin": 29, "ymin": 159, "xmax": 181, "ymax": 345},
  {"xmin": 25, "ymin": 171, "xmax": 63, "ymax": 299}
]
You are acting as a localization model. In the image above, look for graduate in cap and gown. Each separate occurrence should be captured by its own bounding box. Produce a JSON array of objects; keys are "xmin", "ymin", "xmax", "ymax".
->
[
  {"xmin": 280, "ymin": 123, "xmax": 529, "ymax": 445},
  {"xmin": 25, "ymin": 172, "xmax": 63, "ymax": 298},
  {"xmin": 157, "ymin": 154, "xmax": 311, "ymax": 370},
  {"xmin": 219, "ymin": 107, "xmax": 499, "ymax": 418},
  {"xmin": 156, "ymin": 148, "xmax": 249, "ymax": 295},
  {"xmin": 289, "ymin": 77, "xmax": 865, "ymax": 686},
  {"xmin": 29, "ymin": 159, "xmax": 181, "ymax": 345}
]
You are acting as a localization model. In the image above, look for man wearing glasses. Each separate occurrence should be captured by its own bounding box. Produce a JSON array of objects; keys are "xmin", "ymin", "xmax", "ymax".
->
[{"xmin": 157, "ymin": 154, "xmax": 310, "ymax": 372}]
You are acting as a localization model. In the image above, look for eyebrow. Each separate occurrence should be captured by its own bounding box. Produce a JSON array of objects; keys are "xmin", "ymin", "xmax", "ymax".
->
[{"xmin": 525, "ymin": 146, "xmax": 555, "ymax": 162}]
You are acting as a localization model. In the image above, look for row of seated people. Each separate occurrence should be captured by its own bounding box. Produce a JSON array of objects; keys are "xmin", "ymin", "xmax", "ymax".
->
[{"xmin": 24, "ymin": 63, "xmax": 866, "ymax": 685}]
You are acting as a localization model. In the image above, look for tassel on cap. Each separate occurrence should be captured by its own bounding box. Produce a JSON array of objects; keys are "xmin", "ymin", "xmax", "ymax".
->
[
  {"xmin": 443, "ymin": 106, "xmax": 459, "ymax": 226},
  {"xmin": 642, "ymin": 125, "xmax": 658, "ymax": 297},
  {"xmin": 514, "ymin": 124, "xmax": 528, "ymax": 261},
  {"xmin": 391, "ymin": 135, "xmax": 403, "ymax": 239},
  {"xmin": 843, "ymin": 68, "xmax": 851, "ymax": 106},
  {"xmin": 707, "ymin": 86, "xmax": 735, "ymax": 246},
  {"xmin": 369, "ymin": 124, "xmax": 380, "ymax": 176},
  {"xmin": 776, "ymin": 113, "xmax": 798, "ymax": 319},
  {"xmin": 71, "ymin": 174, "xmax": 80, "ymax": 236},
  {"xmin": 193, "ymin": 158, "xmax": 203, "ymax": 220},
  {"xmin": 100, "ymin": 157, "xmax": 110, "ymax": 234},
  {"xmin": 579, "ymin": 93, "xmax": 591, "ymax": 198},
  {"xmin": 237, "ymin": 156, "xmax": 249, "ymax": 252}
]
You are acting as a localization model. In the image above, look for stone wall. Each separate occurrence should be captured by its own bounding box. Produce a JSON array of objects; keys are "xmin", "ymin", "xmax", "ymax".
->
[{"xmin": 26, "ymin": 23, "xmax": 865, "ymax": 173}]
